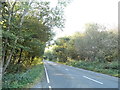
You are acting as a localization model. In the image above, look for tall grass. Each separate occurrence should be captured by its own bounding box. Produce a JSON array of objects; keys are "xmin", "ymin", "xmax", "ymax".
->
[{"xmin": 2, "ymin": 64, "xmax": 44, "ymax": 88}]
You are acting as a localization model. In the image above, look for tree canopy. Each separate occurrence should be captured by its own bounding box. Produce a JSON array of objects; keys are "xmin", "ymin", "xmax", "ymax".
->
[
  {"xmin": 45, "ymin": 23, "xmax": 118, "ymax": 63},
  {"xmin": 1, "ymin": 0, "xmax": 68, "ymax": 74}
]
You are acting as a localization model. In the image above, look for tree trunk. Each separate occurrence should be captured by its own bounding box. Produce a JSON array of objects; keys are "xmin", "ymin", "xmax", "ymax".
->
[
  {"xmin": 2, "ymin": 39, "xmax": 8, "ymax": 67},
  {"xmin": 2, "ymin": 48, "xmax": 14, "ymax": 75},
  {"xmin": 17, "ymin": 48, "xmax": 23, "ymax": 64}
]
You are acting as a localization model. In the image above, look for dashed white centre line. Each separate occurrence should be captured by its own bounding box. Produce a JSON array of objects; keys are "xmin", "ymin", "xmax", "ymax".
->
[
  {"xmin": 83, "ymin": 76, "xmax": 103, "ymax": 84},
  {"xmin": 44, "ymin": 62, "xmax": 50, "ymax": 83},
  {"xmin": 65, "ymin": 68, "xmax": 69, "ymax": 71}
]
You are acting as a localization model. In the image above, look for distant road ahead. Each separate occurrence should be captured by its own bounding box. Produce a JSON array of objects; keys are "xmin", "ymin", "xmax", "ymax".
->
[{"xmin": 35, "ymin": 60, "xmax": 119, "ymax": 89}]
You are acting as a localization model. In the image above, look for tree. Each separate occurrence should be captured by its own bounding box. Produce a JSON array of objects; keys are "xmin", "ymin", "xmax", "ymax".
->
[
  {"xmin": 48, "ymin": 23, "xmax": 118, "ymax": 63},
  {"xmin": 1, "ymin": 0, "xmax": 68, "ymax": 74}
]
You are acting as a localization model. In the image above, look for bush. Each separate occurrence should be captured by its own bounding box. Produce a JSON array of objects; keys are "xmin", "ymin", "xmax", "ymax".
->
[
  {"xmin": 2, "ymin": 64, "xmax": 44, "ymax": 88},
  {"xmin": 65, "ymin": 60, "xmax": 119, "ymax": 77}
]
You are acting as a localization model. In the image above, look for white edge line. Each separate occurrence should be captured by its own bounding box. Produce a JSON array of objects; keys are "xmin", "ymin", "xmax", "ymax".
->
[
  {"xmin": 49, "ymin": 86, "xmax": 52, "ymax": 88},
  {"xmin": 49, "ymin": 86, "xmax": 52, "ymax": 90},
  {"xmin": 44, "ymin": 62, "xmax": 50, "ymax": 83},
  {"xmin": 83, "ymin": 76, "xmax": 103, "ymax": 84}
]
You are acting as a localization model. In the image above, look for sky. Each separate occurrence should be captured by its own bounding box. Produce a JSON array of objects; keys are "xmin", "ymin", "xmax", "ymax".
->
[
  {"xmin": 11, "ymin": 0, "xmax": 119, "ymax": 39},
  {"xmin": 49, "ymin": 0, "xmax": 119, "ymax": 39}
]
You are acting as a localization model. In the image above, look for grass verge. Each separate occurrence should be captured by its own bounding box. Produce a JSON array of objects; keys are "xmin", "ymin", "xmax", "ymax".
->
[
  {"xmin": 2, "ymin": 64, "xmax": 44, "ymax": 88},
  {"xmin": 64, "ymin": 60, "xmax": 119, "ymax": 77}
]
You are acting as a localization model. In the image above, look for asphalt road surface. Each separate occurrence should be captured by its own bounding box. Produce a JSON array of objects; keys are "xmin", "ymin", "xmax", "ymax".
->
[{"xmin": 34, "ymin": 60, "xmax": 119, "ymax": 89}]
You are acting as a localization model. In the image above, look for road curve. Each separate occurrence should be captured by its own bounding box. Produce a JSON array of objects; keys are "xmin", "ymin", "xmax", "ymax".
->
[{"xmin": 39, "ymin": 60, "xmax": 119, "ymax": 89}]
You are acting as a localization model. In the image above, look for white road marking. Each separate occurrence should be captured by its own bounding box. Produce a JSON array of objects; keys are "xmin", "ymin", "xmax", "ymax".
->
[
  {"xmin": 49, "ymin": 86, "xmax": 52, "ymax": 90},
  {"xmin": 65, "ymin": 68, "xmax": 69, "ymax": 71},
  {"xmin": 83, "ymin": 76, "xmax": 103, "ymax": 84},
  {"xmin": 44, "ymin": 62, "xmax": 50, "ymax": 83},
  {"xmin": 49, "ymin": 86, "xmax": 52, "ymax": 88}
]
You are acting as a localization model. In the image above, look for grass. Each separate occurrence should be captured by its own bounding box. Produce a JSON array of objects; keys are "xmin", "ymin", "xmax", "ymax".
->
[
  {"xmin": 2, "ymin": 64, "xmax": 44, "ymax": 88},
  {"xmin": 64, "ymin": 60, "xmax": 119, "ymax": 77}
]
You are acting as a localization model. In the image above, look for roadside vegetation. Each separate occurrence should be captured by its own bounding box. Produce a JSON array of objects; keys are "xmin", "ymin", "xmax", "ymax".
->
[
  {"xmin": 1, "ymin": 0, "xmax": 69, "ymax": 88},
  {"xmin": 65, "ymin": 60, "xmax": 118, "ymax": 77},
  {"xmin": 2, "ymin": 63, "xmax": 44, "ymax": 88},
  {"xmin": 45, "ymin": 23, "xmax": 118, "ymax": 77}
]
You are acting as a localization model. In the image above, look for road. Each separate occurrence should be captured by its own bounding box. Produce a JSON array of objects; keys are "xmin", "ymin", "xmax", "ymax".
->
[{"xmin": 34, "ymin": 60, "xmax": 119, "ymax": 89}]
